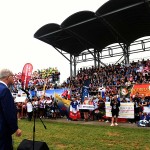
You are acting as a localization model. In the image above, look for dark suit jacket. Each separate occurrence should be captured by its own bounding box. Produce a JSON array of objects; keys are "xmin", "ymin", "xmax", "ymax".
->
[{"xmin": 0, "ymin": 82, "xmax": 18, "ymax": 149}]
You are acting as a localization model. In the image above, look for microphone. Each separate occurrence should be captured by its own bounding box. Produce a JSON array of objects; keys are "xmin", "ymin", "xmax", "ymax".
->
[{"xmin": 21, "ymin": 88, "xmax": 30, "ymax": 96}]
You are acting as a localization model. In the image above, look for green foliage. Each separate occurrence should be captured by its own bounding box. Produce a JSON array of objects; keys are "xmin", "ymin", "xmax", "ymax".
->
[{"xmin": 13, "ymin": 119, "xmax": 150, "ymax": 150}]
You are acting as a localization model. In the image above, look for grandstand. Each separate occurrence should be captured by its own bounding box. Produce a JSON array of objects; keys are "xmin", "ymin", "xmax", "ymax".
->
[{"xmin": 34, "ymin": 0, "xmax": 150, "ymax": 79}]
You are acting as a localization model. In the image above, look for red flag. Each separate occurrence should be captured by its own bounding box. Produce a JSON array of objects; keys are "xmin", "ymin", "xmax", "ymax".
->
[
  {"xmin": 21, "ymin": 63, "xmax": 33, "ymax": 89},
  {"xmin": 61, "ymin": 90, "xmax": 68, "ymax": 97}
]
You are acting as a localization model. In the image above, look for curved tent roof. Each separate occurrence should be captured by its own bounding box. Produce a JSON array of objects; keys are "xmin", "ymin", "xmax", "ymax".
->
[
  {"xmin": 34, "ymin": 0, "xmax": 150, "ymax": 56},
  {"xmin": 96, "ymin": 0, "xmax": 150, "ymax": 44}
]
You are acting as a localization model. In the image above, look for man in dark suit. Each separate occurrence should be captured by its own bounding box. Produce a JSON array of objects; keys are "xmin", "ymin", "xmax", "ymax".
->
[{"xmin": 0, "ymin": 69, "xmax": 22, "ymax": 150}]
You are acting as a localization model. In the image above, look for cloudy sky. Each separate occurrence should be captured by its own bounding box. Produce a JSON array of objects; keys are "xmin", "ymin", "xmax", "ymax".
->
[{"xmin": 0, "ymin": 0, "xmax": 149, "ymax": 83}]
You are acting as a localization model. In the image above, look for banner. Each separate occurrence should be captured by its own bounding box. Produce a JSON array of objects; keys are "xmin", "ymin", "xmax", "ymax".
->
[
  {"xmin": 81, "ymin": 86, "xmax": 89, "ymax": 103},
  {"xmin": 78, "ymin": 104, "xmax": 94, "ymax": 110},
  {"xmin": 36, "ymin": 89, "xmax": 68, "ymax": 97},
  {"xmin": 105, "ymin": 102, "xmax": 134, "ymax": 118},
  {"xmin": 130, "ymin": 84, "xmax": 150, "ymax": 97},
  {"xmin": 81, "ymin": 77, "xmax": 90, "ymax": 103},
  {"xmin": 21, "ymin": 63, "xmax": 33, "ymax": 89}
]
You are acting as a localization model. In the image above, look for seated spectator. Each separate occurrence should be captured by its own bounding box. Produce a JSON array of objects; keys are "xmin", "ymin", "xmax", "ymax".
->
[
  {"xmin": 140, "ymin": 112, "xmax": 149, "ymax": 121},
  {"xmin": 138, "ymin": 112, "xmax": 150, "ymax": 127}
]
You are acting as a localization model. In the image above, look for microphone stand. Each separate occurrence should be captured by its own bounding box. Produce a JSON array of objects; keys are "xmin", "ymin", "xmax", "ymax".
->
[{"xmin": 25, "ymin": 92, "xmax": 47, "ymax": 150}]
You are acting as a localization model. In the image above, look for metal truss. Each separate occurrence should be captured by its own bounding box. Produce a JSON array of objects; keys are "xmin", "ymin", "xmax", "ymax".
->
[{"xmin": 53, "ymin": 37, "xmax": 150, "ymax": 78}]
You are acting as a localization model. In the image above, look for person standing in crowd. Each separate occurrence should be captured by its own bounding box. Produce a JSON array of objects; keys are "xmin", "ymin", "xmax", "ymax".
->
[
  {"xmin": 97, "ymin": 95, "xmax": 105, "ymax": 122},
  {"xmin": 0, "ymin": 69, "xmax": 22, "ymax": 150},
  {"xmin": 32, "ymin": 96, "xmax": 39, "ymax": 118},
  {"xmin": 83, "ymin": 96, "xmax": 90, "ymax": 121},
  {"xmin": 39, "ymin": 96, "xmax": 45, "ymax": 118},
  {"xmin": 69, "ymin": 96, "xmax": 80, "ymax": 121},
  {"xmin": 16, "ymin": 102, "xmax": 22, "ymax": 120},
  {"xmin": 132, "ymin": 92, "xmax": 140, "ymax": 123},
  {"xmin": 22, "ymin": 101, "xmax": 27, "ymax": 119},
  {"xmin": 26, "ymin": 99, "xmax": 33, "ymax": 121},
  {"xmin": 110, "ymin": 95, "xmax": 120, "ymax": 126},
  {"xmin": 139, "ymin": 94, "xmax": 147, "ymax": 118},
  {"xmin": 92, "ymin": 96, "xmax": 99, "ymax": 120}
]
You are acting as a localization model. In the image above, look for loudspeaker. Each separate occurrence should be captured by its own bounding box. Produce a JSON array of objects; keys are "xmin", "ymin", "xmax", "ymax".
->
[{"xmin": 17, "ymin": 139, "xmax": 49, "ymax": 150}]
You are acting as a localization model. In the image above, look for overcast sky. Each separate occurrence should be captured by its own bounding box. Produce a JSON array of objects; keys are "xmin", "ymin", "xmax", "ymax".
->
[{"xmin": 0, "ymin": 0, "xmax": 149, "ymax": 83}]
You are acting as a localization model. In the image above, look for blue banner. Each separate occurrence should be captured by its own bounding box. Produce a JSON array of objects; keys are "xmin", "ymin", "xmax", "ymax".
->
[
  {"xmin": 81, "ymin": 86, "xmax": 89, "ymax": 103},
  {"xmin": 45, "ymin": 88, "xmax": 67, "ymax": 97}
]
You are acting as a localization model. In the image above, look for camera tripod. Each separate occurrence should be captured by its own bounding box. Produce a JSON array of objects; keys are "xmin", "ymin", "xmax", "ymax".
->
[{"xmin": 23, "ymin": 89, "xmax": 47, "ymax": 150}]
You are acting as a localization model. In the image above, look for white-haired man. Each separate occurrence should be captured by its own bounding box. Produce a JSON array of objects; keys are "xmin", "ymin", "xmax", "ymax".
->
[{"xmin": 0, "ymin": 69, "xmax": 22, "ymax": 150}]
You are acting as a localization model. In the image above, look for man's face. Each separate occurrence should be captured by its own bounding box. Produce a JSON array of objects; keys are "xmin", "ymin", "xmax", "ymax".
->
[{"xmin": 7, "ymin": 74, "xmax": 15, "ymax": 86}]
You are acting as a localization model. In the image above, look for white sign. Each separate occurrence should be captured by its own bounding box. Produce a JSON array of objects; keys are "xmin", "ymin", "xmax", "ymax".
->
[
  {"xmin": 15, "ymin": 97, "xmax": 26, "ymax": 103},
  {"xmin": 12, "ymin": 93, "xmax": 17, "ymax": 98},
  {"xmin": 79, "ymin": 104, "xmax": 94, "ymax": 110},
  {"xmin": 105, "ymin": 102, "xmax": 134, "ymax": 118}
]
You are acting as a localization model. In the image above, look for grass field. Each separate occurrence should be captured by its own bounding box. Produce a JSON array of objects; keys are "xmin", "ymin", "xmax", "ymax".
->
[{"xmin": 13, "ymin": 119, "xmax": 150, "ymax": 150}]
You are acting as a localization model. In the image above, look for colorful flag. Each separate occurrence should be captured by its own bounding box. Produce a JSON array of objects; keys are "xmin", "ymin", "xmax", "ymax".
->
[
  {"xmin": 61, "ymin": 89, "xmax": 71, "ymax": 100},
  {"xmin": 69, "ymin": 101, "xmax": 81, "ymax": 120},
  {"xmin": 55, "ymin": 93, "xmax": 71, "ymax": 118}
]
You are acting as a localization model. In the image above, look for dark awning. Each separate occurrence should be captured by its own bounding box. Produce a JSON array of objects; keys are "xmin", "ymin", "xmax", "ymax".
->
[{"xmin": 34, "ymin": 0, "xmax": 150, "ymax": 56}]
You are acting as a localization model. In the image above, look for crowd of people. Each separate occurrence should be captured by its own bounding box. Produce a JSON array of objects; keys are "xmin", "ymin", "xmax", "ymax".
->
[
  {"xmin": 15, "ymin": 95, "xmax": 60, "ymax": 121},
  {"xmin": 12, "ymin": 58, "xmax": 150, "ymax": 96},
  {"xmin": 1, "ymin": 63, "xmax": 149, "ymax": 149},
  {"xmin": 11, "ymin": 58, "xmax": 150, "ymax": 127}
]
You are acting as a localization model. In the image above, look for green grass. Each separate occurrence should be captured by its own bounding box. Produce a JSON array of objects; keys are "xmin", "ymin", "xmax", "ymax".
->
[{"xmin": 13, "ymin": 119, "xmax": 150, "ymax": 150}]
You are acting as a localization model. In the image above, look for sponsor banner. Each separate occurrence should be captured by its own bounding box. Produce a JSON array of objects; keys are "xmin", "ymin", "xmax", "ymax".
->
[
  {"xmin": 21, "ymin": 63, "xmax": 33, "ymax": 89},
  {"xmin": 105, "ymin": 102, "xmax": 134, "ymax": 118},
  {"xmin": 130, "ymin": 84, "xmax": 150, "ymax": 97},
  {"xmin": 79, "ymin": 104, "xmax": 95, "ymax": 110}
]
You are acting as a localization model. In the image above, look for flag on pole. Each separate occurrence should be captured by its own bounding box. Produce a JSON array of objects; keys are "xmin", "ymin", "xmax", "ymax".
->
[
  {"xmin": 81, "ymin": 76, "xmax": 90, "ymax": 103},
  {"xmin": 81, "ymin": 86, "xmax": 89, "ymax": 103}
]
